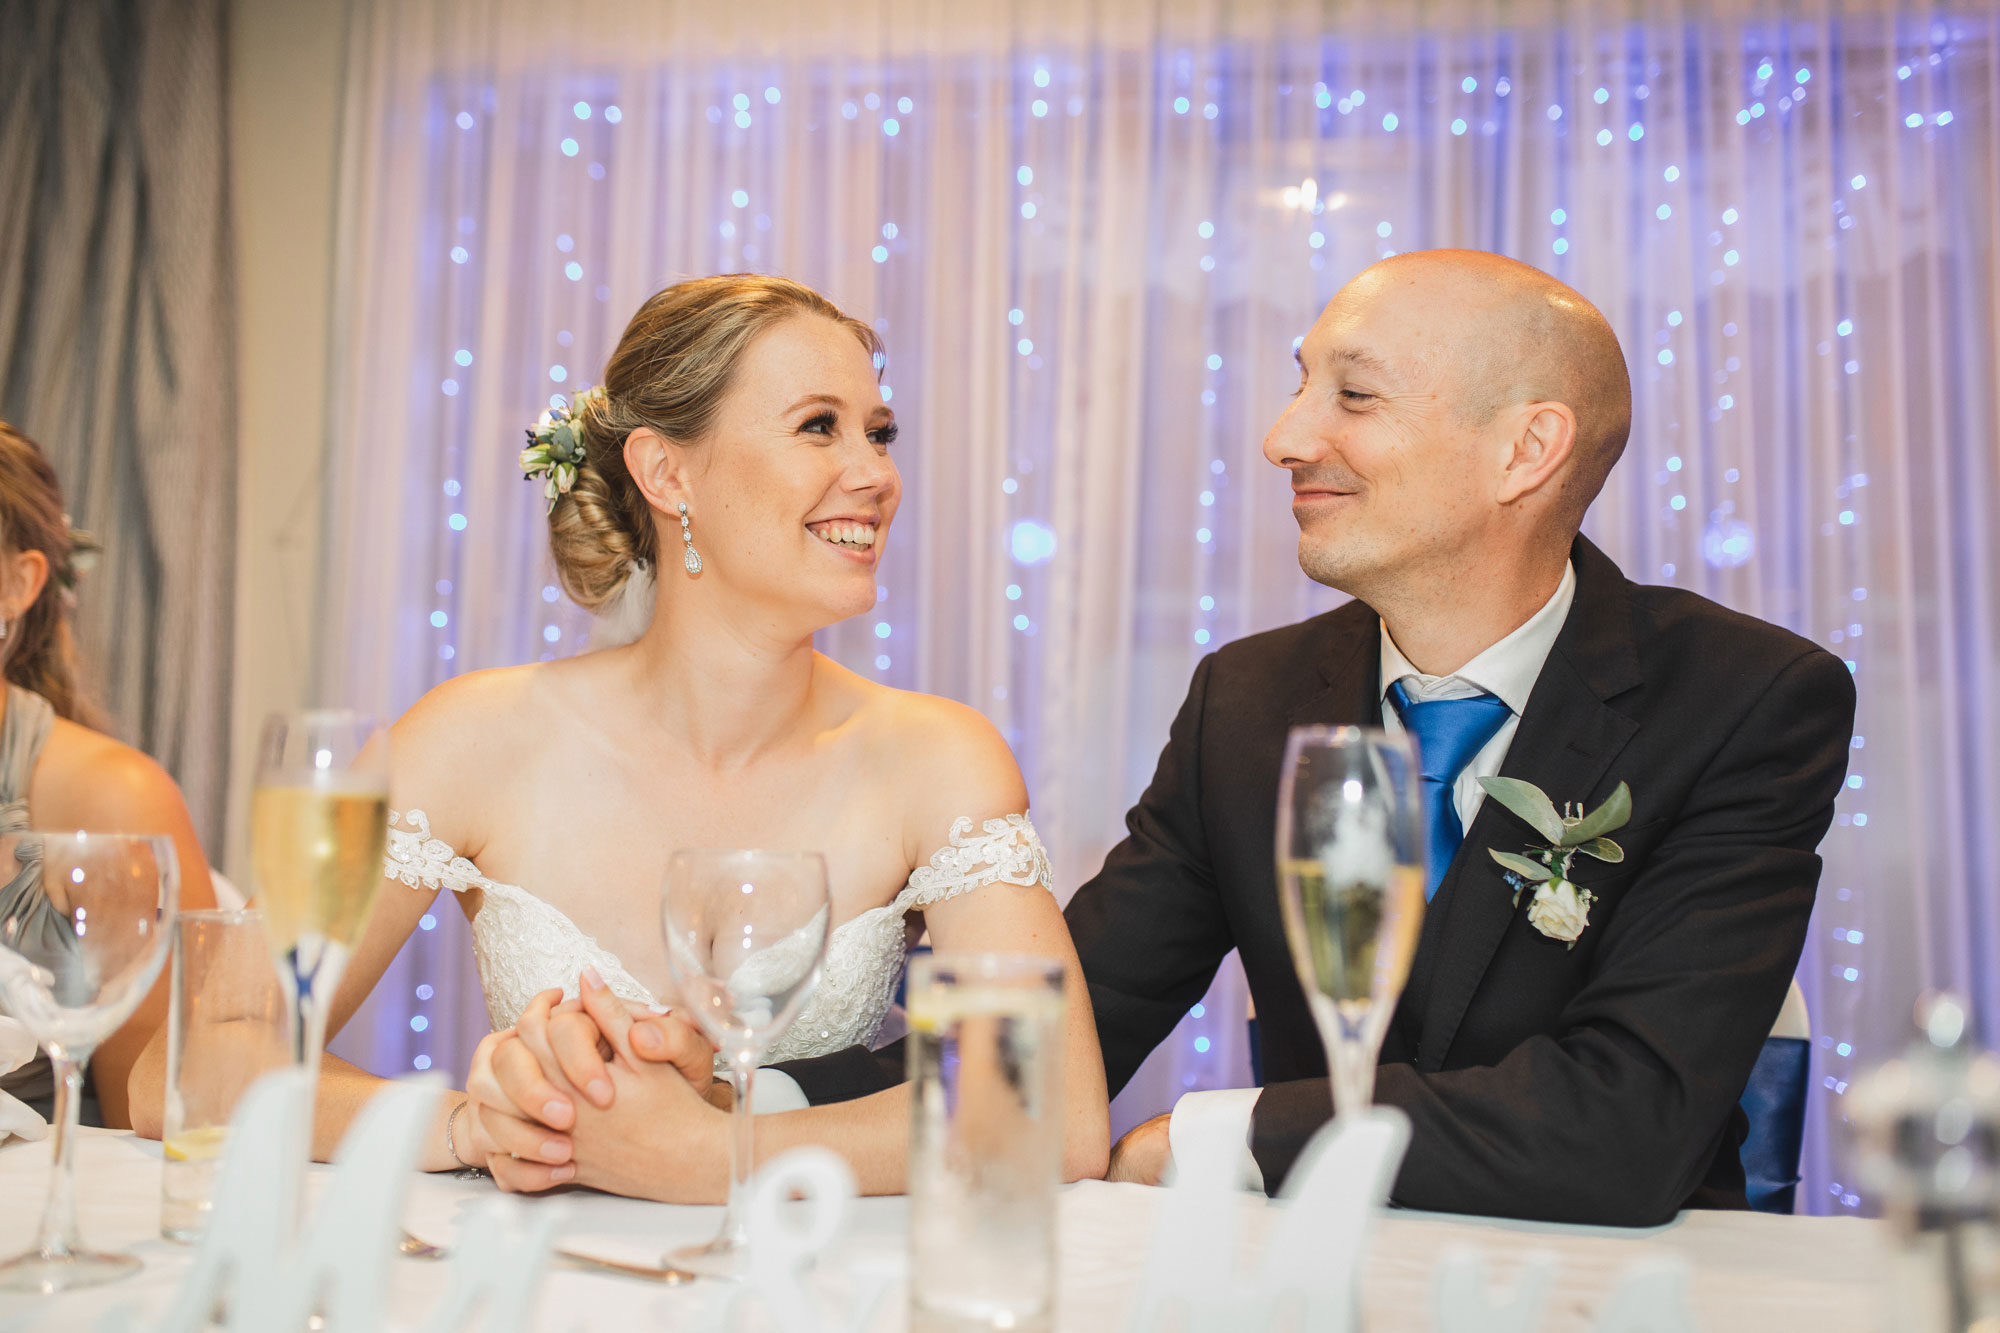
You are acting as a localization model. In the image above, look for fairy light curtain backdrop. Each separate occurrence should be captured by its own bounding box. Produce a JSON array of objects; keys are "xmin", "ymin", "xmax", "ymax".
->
[{"xmin": 318, "ymin": 0, "xmax": 1999, "ymax": 1215}]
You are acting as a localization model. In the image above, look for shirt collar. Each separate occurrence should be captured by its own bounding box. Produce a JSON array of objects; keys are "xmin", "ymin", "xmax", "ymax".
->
[{"xmin": 1378, "ymin": 560, "xmax": 1577, "ymax": 716}]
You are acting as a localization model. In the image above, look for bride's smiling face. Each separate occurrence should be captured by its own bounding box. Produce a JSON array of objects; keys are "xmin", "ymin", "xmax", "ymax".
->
[{"xmin": 661, "ymin": 314, "xmax": 900, "ymax": 630}]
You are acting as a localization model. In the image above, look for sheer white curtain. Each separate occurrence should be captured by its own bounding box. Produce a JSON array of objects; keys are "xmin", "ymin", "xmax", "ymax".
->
[{"xmin": 322, "ymin": 0, "xmax": 2000, "ymax": 1214}]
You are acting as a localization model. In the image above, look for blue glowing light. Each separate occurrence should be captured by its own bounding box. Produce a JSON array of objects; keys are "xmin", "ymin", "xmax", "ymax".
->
[
  {"xmin": 1703, "ymin": 517, "xmax": 1755, "ymax": 568},
  {"xmin": 560, "ymin": 138, "xmax": 579, "ymax": 156},
  {"xmin": 874, "ymin": 622, "xmax": 892, "ymax": 639},
  {"xmin": 448, "ymin": 513, "xmax": 467, "ymax": 531},
  {"xmin": 1451, "ymin": 119, "xmax": 1467, "ymax": 135},
  {"xmin": 410, "ymin": 1016, "xmax": 429, "ymax": 1033},
  {"xmin": 1010, "ymin": 520, "xmax": 1058, "ymax": 565}
]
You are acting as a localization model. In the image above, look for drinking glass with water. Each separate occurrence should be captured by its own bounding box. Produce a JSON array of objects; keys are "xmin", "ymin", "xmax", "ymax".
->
[
  {"xmin": 161, "ymin": 908, "xmax": 288, "ymax": 1242},
  {"xmin": 907, "ymin": 952, "xmax": 1066, "ymax": 1333}
]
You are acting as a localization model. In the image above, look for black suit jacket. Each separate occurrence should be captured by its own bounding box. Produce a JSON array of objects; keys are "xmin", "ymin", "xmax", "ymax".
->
[{"xmin": 778, "ymin": 538, "xmax": 1856, "ymax": 1227}]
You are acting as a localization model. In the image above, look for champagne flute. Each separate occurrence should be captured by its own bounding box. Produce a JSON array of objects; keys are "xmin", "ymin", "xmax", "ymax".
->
[
  {"xmin": 661, "ymin": 850, "xmax": 829, "ymax": 1280},
  {"xmin": 0, "ymin": 833, "xmax": 178, "ymax": 1292},
  {"xmin": 250, "ymin": 711, "xmax": 390, "ymax": 1149},
  {"xmin": 1274, "ymin": 726, "xmax": 1426, "ymax": 1118}
]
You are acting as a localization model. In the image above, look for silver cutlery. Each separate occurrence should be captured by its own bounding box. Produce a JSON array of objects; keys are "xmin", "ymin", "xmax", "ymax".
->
[{"xmin": 397, "ymin": 1229, "xmax": 696, "ymax": 1284}]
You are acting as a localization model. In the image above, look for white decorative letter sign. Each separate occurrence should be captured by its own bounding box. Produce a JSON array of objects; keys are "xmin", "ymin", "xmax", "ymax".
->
[
  {"xmin": 96, "ymin": 1070, "xmax": 559, "ymax": 1333},
  {"xmin": 1124, "ymin": 1106, "xmax": 1413, "ymax": 1333}
]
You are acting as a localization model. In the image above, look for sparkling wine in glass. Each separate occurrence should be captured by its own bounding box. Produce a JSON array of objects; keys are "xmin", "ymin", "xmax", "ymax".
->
[
  {"xmin": 1275, "ymin": 726, "xmax": 1426, "ymax": 1119},
  {"xmin": 250, "ymin": 711, "xmax": 389, "ymax": 1138},
  {"xmin": 661, "ymin": 849, "xmax": 829, "ymax": 1280},
  {"xmin": 0, "ymin": 833, "xmax": 178, "ymax": 1293}
]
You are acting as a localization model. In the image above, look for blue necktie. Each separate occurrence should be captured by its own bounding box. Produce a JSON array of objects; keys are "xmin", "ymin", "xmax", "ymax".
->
[{"xmin": 1387, "ymin": 680, "xmax": 1513, "ymax": 900}]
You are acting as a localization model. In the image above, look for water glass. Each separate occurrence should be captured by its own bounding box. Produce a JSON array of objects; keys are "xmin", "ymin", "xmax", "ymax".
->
[
  {"xmin": 161, "ymin": 908, "xmax": 288, "ymax": 1242},
  {"xmin": 907, "ymin": 952, "xmax": 1066, "ymax": 1333},
  {"xmin": 0, "ymin": 832, "xmax": 177, "ymax": 1293},
  {"xmin": 661, "ymin": 848, "xmax": 829, "ymax": 1279}
]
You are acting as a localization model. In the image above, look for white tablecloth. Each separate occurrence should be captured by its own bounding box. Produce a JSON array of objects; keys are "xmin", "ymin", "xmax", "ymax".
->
[{"xmin": 0, "ymin": 1130, "xmax": 1891, "ymax": 1331}]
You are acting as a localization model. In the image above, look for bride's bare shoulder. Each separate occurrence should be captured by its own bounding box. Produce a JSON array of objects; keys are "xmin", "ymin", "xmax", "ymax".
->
[
  {"xmin": 818, "ymin": 657, "xmax": 1028, "ymax": 833},
  {"xmin": 389, "ymin": 663, "xmax": 575, "ymax": 821}
]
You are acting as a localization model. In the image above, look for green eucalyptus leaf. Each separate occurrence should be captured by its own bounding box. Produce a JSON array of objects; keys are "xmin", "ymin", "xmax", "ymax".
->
[
  {"xmin": 1489, "ymin": 849, "xmax": 1555, "ymax": 881},
  {"xmin": 1559, "ymin": 782, "xmax": 1633, "ymax": 846},
  {"xmin": 1572, "ymin": 837, "xmax": 1624, "ymax": 863},
  {"xmin": 1477, "ymin": 777, "xmax": 1567, "ymax": 844}
]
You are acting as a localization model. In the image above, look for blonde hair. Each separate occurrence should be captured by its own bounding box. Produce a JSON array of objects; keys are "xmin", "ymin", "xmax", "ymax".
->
[
  {"xmin": 0, "ymin": 422, "xmax": 92, "ymax": 723},
  {"xmin": 551, "ymin": 274, "xmax": 883, "ymax": 610}
]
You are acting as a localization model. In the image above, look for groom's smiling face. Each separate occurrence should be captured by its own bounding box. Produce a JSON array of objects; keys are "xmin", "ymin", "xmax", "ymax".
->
[{"xmin": 1263, "ymin": 262, "xmax": 1498, "ymax": 598}]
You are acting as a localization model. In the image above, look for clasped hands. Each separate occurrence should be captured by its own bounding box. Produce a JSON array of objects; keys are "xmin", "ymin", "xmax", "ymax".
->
[{"xmin": 460, "ymin": 964, "xmax": 729, "ymax": 1201}]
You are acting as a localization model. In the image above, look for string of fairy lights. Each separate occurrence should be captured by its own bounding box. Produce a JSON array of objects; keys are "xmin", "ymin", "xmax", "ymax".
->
[{"xmin": 387, "ymin": 23, "xmax": 1968, "ymax": 1210}]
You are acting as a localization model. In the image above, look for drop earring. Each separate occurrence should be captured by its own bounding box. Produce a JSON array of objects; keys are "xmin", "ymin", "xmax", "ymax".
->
[{"xmin": 678, "ymin": 502, "xmax": 702, "ymax": 575}]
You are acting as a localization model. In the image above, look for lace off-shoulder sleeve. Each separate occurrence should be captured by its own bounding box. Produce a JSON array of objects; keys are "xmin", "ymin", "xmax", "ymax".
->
[
  {"xmin": 383, "ymin": 809, "xmax": 502, "ymax": 895},
  {"xmin": 898, "ymin": 814, "xmax": 1053, "ymax": 912}
]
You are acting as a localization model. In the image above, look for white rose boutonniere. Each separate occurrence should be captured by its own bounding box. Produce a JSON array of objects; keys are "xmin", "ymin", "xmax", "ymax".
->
[{"xmin": 1477, "ymin": 777, "xmax": 1633, "ymax": 950}]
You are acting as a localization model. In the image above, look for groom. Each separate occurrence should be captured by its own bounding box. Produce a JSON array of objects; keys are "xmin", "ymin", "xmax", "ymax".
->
[{"xmin": 491, "ymin": 250, "xmax": 1856, "ymax": 1226}]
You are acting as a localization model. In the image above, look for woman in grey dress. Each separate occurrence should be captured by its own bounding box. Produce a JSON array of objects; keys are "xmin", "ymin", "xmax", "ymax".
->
[{"xmin": 0, "ymin": 422, "xmax": 215, "ymax": 1129}]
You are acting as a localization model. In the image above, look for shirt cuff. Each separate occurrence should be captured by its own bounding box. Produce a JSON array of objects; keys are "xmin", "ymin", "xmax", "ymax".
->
[
  {"xmin": 751, "ymin": 1068, "xmax": 810, "ymax": 1114},
  {"xmin": 1168, "ymin": 1087, "xmax": 1265, "ymax": 1192}
]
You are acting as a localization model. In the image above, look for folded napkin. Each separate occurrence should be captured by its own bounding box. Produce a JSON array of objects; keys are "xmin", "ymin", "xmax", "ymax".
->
[{"xmin": 0, "ymin": 1015, "xmax": 49, "ymax": 1143}]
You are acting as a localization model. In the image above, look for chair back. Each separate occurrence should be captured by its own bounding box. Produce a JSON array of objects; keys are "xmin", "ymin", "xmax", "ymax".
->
[{"xmin": 1739, "ymin": 980, "xmax": 1812, "ymax": 1214}]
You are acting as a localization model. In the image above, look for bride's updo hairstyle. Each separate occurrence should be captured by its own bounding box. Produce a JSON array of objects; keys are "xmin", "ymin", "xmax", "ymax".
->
[{"xmin": 549, "ymin": 274, "xmax": 884, "ymax": 612}]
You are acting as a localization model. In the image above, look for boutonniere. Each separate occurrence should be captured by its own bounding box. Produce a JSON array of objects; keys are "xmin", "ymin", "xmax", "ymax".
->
[{"xmin": 1478, "ymin": 777, "xmax": 1632, "ymax": 949}]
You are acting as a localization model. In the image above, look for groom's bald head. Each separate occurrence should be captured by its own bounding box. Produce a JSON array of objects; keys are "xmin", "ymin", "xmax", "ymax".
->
[
  {"xmin": 1265, "ymin": 249, "xmax": 1631, "ymax": 599},
  {"xmin": 1367, "ymin": 250, "xmax": 1632, "ymax": 520}
]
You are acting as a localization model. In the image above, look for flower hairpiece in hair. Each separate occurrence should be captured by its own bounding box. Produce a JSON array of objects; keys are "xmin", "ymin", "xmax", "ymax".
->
[
  {"xmin": 520, "ymin": 385, "xmax": 608, "ymax": 511},
  {"xmin": 55, "ymin": 518, "xmax": 99, "ymax": 596}
]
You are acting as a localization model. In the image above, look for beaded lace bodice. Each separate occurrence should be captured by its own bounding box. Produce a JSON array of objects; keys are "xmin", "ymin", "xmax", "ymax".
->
[{"xmin": 383, "ymin": 811, "xmax": 1053, "ymax": 1063}]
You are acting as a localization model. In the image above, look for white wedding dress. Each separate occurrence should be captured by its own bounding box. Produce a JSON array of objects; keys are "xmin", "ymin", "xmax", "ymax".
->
[{"xmin": 382, "ymin": 810, "xmax": 1053, "ymax": 1063}]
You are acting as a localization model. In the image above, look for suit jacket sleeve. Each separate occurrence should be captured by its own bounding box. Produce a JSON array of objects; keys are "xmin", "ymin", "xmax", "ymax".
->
[
  {"xmin": 1065, "ymin": 653, "xmax": 1237, "ymax": 1097},
  {"xmin": 1251, "ymin": 648, "xmax": 1855, "ymax": 1225}
]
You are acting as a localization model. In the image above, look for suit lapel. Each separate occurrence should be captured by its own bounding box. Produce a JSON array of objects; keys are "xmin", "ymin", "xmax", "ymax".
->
[
  {"xmin": 1412, "ymin": 538, "xmax": 1644, "ymax": 1073},
  {"xmin": 1288, "ymin": 611, "xmax": 1381, "ymax": 730}
]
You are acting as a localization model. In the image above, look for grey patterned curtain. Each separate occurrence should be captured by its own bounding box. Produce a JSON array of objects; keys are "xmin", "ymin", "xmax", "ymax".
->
[{"xmin": 0, "ymin": 0, "xmax": 238, "ymax": 850}]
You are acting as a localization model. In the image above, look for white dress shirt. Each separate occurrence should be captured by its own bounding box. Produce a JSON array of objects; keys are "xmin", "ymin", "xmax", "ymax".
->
[{"xmin": 1168, "ymin": 561, "xmax": 1577, "ymax": 1191}]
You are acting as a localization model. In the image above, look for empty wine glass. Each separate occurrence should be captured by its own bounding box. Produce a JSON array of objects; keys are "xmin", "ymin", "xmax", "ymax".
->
[
  {"xmin": 661, "ymin": 849, "xmax": 829, "ymax": 1279},
  {"xmin": 0, "ymin": 832, "xmax": 178, "ymax": 1293},
  {"xmin": 1274, "ymin": 726, "xmax": 1426, "ymax": 1119}
]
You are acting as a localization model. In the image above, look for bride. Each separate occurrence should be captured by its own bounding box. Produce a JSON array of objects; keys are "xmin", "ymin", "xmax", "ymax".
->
[{"xmin": 313, "ymin": 274, "xmax": 1107, "ymax": 1197}]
